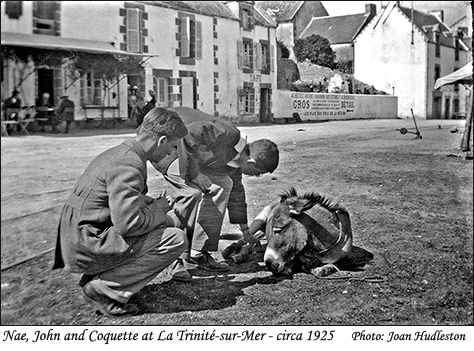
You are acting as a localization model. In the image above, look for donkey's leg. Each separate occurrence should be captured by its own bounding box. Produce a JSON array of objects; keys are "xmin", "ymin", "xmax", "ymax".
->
[{"xmin": 311, "ymin": 263, "xmax": 340, "ymax": 277}]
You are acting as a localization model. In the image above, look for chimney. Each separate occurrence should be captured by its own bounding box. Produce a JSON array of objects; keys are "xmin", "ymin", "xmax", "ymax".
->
[
  {"xmin": 428, "ymin": 10, "xmax": 444, "ymax": 23},
  {"xmin": 365, "ymin": 3, "xmax": 376, "ymax": 16},
  {"xmin": 457, "ymin": 27, "xmax": 468, "ymax": 37}
]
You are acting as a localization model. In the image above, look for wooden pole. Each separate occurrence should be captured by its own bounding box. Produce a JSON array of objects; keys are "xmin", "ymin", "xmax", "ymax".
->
[{"xmin": 460, "ymin": 89, "xmax": 473, "ymax": 154}]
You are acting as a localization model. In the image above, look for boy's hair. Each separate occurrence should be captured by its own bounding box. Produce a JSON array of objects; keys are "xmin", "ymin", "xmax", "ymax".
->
[
  {"xmin": 249, "ymin": 139, "xmax": 279, "ymax": 173},
  {"xmin": 141, "ymin": 107, "xmax": 188, "ymax": 139}
]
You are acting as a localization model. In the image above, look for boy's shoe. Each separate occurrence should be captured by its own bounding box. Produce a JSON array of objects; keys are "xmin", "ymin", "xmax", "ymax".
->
[
  {"xmin": 170, "ymin": 259, "xmax": 192, "ymax": 282},
  {"xmin": 82, "ymin": 282, "xmax": 139, "ymax": 317},
  {"xmin": 188, "ymin": 251, "xmax": 230, "ymax": 272}
]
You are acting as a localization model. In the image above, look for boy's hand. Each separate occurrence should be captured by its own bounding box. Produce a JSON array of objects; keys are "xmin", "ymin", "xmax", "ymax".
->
[{"xmin": 191, "ymin": 173, "xmax": 213, "ymax": 193}]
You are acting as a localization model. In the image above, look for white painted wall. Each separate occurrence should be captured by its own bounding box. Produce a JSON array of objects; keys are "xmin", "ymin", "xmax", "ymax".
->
[
  {"xmin": 273, "ymin": 91, "xmax": 398, "ymax": 120},
  {"xmin": 355, "ymin": 6, "xmax": 428, "ymax": 119},
  {"xmin": 2, "ymin": 1, "xmax": 277, "ymax": 123},
  {"xmin": 1, "ymin": 1, "xmax": 33, "ymax": 34},
  {"xmin": 355, "ymin": 4, "xmax": 471, "ymax": 119}
]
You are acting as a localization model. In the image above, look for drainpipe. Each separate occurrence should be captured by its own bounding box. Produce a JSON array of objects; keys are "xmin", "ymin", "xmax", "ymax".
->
[
  {"xmin": 411, "ymin": 1, "xmax": 414, "ymax": 45},
  {"xmin": 425, "ymin": 33, "xmax": 430, "ymax": 119}
]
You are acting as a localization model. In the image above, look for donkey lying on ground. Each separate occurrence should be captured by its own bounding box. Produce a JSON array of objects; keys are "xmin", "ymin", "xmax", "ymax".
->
[{"xmin": 248, "ymin": 187, "xmax": 373, "ymax": 277}]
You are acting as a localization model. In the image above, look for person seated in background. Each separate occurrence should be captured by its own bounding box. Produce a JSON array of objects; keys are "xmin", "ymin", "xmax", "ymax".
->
[
  {"xmin": 56, "ymin": 94, "xmax": 75, "ymax": 133},
  {"xmin": 35, "ymin": 92, "xmax": 54, "ymax": 132},
  {"xmin": 3, "ymin": 89, "xmax": 24, "ymax": 134}
]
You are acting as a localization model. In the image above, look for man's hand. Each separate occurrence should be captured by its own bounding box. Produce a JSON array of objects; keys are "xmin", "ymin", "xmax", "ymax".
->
[
  {"xmin": 191, "ymin": 173, "xmax": 213, "ymax": 193},
  {"xmin": 239, "ymin": 223, "xmax": 261, "ymax": 251}
]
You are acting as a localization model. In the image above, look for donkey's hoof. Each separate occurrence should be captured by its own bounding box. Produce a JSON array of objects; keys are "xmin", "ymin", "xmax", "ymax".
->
[{"xmin": 311, "ymin": 264, "xmax": 339, "ymax": 277}]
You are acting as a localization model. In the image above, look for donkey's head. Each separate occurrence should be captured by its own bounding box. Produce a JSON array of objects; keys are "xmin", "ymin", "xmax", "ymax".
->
[{"xmin": 264, "ymin": 187, "xmax": 324, "ymax": 275}]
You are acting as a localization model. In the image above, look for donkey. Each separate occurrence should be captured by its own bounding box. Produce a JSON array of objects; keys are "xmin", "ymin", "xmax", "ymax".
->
[{"xmin": 249, "ymin": 187, "xmax": 373, "ymax": 277}]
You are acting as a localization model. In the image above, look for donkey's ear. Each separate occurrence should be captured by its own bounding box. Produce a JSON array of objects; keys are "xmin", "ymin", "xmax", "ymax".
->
[{"xmin": 280, "ymin": 187, "xmax": 298, "ymax": 202}]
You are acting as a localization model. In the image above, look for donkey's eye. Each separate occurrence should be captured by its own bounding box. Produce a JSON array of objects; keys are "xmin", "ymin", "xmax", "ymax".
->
[{"xmin": 273, "ymin": 227, "xmax": 282, "ymax": 234}]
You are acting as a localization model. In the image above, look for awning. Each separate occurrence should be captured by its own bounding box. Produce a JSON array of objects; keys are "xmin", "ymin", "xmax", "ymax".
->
[
  {"xmin": 1, "ymin": 32, "xmax": 150, "ymax": 57},
  {"xmin": 434, "ymin": 61, "xmax": 473, "ymax": 90}
]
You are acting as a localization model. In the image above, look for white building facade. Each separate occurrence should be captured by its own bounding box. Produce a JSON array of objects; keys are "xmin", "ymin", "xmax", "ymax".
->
[
  {"xmin": 354, "ymin": 1, "xmax": 471, "ymax": 119},
  {"xmin": 1, "ymin": 1, "xmax": 277, "ymax": 124}
]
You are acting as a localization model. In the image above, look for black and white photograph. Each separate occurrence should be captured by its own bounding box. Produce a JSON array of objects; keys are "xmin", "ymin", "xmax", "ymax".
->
[{"xmin": 1, "ymin": 0, "xmax": 472, "ymax": 348}]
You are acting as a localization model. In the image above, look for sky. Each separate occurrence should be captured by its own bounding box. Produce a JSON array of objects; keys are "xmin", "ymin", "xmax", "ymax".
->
[
  {"xmin": 321, "ymin": 1, "xmax": 379, "ymax": 16},
  {"xmin": 321, "ymin": 1, "xmax": 470, "ymax": 25}
]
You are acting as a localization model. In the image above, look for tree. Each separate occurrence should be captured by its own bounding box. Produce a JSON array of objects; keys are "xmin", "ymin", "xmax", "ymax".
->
[
  {"xmin": 277, "ymin": 40, "xmax": 290, "ymax": 59},
  {"xmin": 293, "ymin": 34, "xmax": 335, "ymax": 69}
]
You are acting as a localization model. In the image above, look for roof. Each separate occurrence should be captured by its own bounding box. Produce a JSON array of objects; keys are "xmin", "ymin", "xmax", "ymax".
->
[
  {"xmin": 434, "ymin": 61, "xmax": 473, "ymax": 89},
  {"xmin": 398, "ymin": 5, "xmax": 458, "ymax": 48},
  {"xmin": 141, "ymin": 1, "xmax": 238, "ymax": 20},
  {"xmin": 399, "ymin": 1, "xmax": 469, "ymax": 28},
  {"xmin": 257, "ymin": 1, "xmax": 304, "ymax": 22},
  {"xmin": 254, "ymin": 4, "xmax": 278, "ymax": 28},
  {"xmin": 300, "ymin": 13, "xmax": 370, "ymax": 44},
  {"xmin": 1, "ymin": 32, "xmax": 148, "ymax": 56},
  {"xmin": 141, "ymin": 1, "xmax": 276, "ymax": 27}
]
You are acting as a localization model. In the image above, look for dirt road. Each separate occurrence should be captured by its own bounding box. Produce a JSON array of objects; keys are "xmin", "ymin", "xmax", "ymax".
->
[{"xmin": 1, "ymin": 118, "xmax": 472, "ymax": 325}]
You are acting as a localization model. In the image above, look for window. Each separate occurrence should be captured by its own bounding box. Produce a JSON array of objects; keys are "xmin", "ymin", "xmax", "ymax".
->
[
  {"xmin": 5, "ymin": 1, "xmax": 23, "ymax": 19},
  {"xmin": 434, "ymin": 65, "xmax": 441, "ymax": 80},
  {"xmin": 453, "ymin": 98, "xmax": 459, "ymax": 113},
  {"xmin": 455, "ymin": 38, "xmax": 460, "ymax": 61},
  {"xmin": 35, "ymin": 1, "xmax": 56, "ymax": 19},
  {"xmin": 238, "ymin": 87, "xmax": 255, "ymax": 114},
  {"xmin": 33, "ymin": 1, "xmax": 59, "ymax": 35},
  {"xmin": 80, "ymin": 72, "xmax": 102, "ymax": 105},
  {"xmin": 243, "ymin": 41, "xmax": 253, "ymax": 69},
  {"xmin": 180, "ymin": 16, "xmax": 202, "ymax": 60},
  {"xmin": 153, "ymin": 77, "xmax": 168, "ymax": 107},
  {"xmin": 260, "ymin": 42, "xmax": 272, "ymax": 73},
  {"xmin": 241, "ymin": 7, "xmax": 254, "ymax": 31},
  {"xmin": 435, "ymin": 33, "xmax": 440, "ymax": 58},
  {"xmin": 127, "ymin": 8, "xmax": 141, "ymax": 53},
  {"xmin": 242, "ymin": 9, "xmax": 249, "ymax": 29}
]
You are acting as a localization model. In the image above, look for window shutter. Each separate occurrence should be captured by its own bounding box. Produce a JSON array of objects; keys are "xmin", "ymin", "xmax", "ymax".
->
[
  {"xmin": 253, "ymin": 43, "xmax": 258, "ymax": 70},
  {"xmin": 127, "ymin": 8, "xmax": 140, "ymax": 52},
  {"xmin": 237, "ymin": 41, "xmax": 243, "ymax": 69},
  {"xmin": 181, "ymin": 17, "xmax": 190, "ymax": 58},
  {"xmin": 249, "ymin": 42, "xmax": 254, "ymax": 69},
  {"xmin": 256, "ymin": 43, "xmax": 262, "ymax": 70},
  {"xmin": 250, "ymin": 88, "xmax": 255, "ymax": 113},
  {"xmin": 249, "ymin": 14, "xmax": 254, "ymax": 30},
  {"xmin": 196, "ymin": 21, "xmax": 202, "ymax": 59},
  {"xmin": 270, "ymin": 45, "xmax": 275, "ymax": 72}
]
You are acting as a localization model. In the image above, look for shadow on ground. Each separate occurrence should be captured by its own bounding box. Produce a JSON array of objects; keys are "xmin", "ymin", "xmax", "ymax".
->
[{"xmin": 131, "ymin": 250, "xmax": 290, "ymax": 316}]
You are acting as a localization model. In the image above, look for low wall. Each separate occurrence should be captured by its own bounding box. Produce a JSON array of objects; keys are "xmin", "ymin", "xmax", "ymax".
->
[{"xmin": 273, "ymin": 90, "xmax": 398, "ymax": 121}]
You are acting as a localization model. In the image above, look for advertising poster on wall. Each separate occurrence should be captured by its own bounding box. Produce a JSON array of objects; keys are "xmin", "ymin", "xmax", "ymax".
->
[{"xmin": 290, "ymin": 92, "xmax": 356, "ymax": 119}]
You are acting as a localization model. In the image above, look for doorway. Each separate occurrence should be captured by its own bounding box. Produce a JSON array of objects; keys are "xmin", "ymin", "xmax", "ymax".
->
[
  {"xmin": 181, "ymin": 77, "xmax": 194, "ymax": 108},
  {"xmin": 37, "ymin": 68, "xmax": 54, "ymax": 103},
  {"xmin": 433, "ymin": 96, "xmax": 441, "ymax": 119},
  {"xmin": 444, "ymin": 98, "xmax": 450, "ymax": 119},
  {"xmin": 259, "ymin": 87, "xmax": 272, "ymax": 123}
]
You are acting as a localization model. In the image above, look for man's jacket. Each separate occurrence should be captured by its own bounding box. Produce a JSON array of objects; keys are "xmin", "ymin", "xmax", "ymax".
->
[{"xmin": 53, "ymin": 139, "xmax": 170, "ymax": 274}]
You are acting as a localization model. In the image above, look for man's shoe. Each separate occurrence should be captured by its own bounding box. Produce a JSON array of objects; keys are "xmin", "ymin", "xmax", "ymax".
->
[
  {"xmin": 188, "ymin": 251, "xmax": 230, "ymax": 272},
  {"xmin": 82, "ymin": 282, "xmax": 139, "ymax": 318},
  {"xmin": 170, "ymin": 259, "xmax": 192, "ymax": 282}
]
